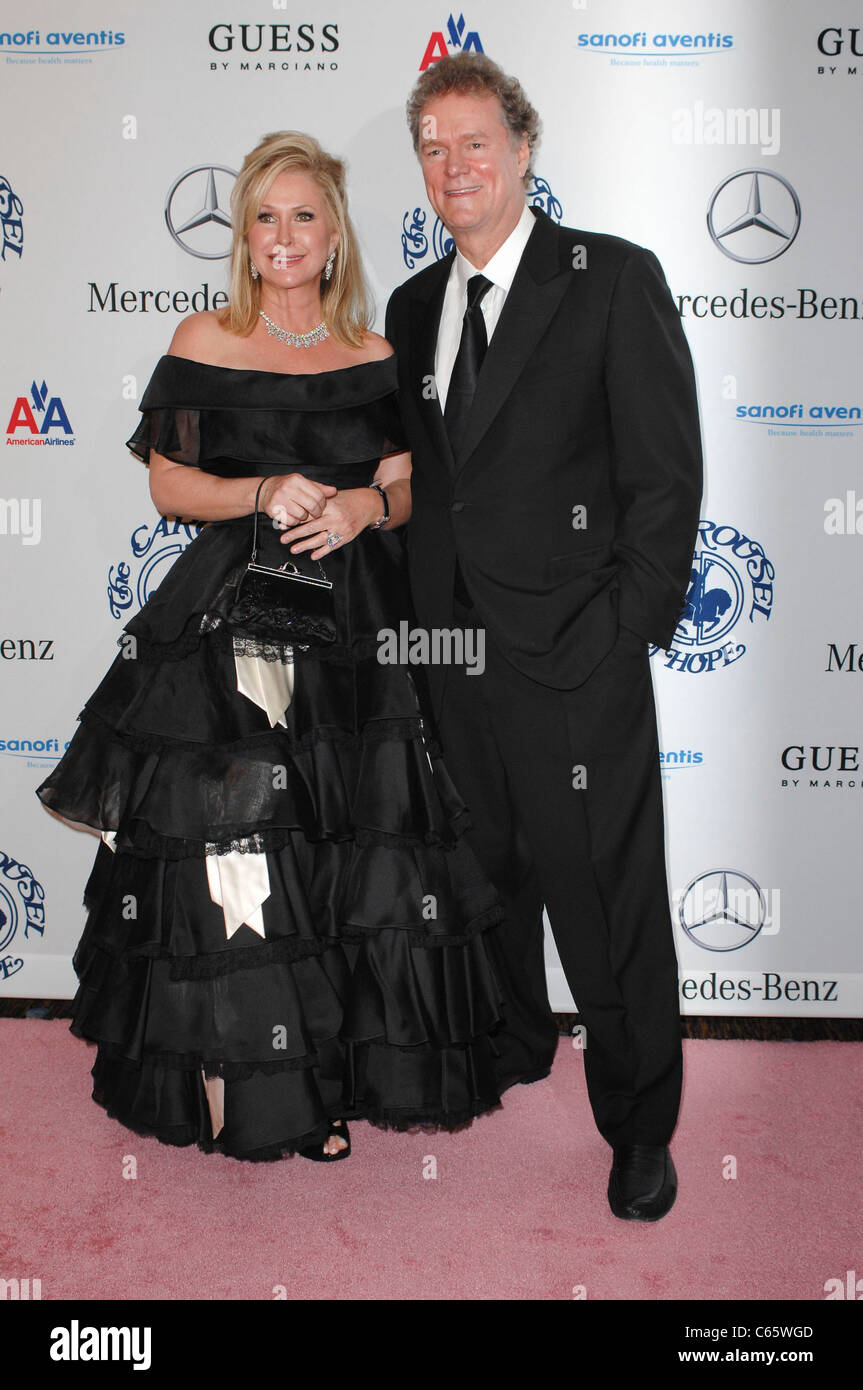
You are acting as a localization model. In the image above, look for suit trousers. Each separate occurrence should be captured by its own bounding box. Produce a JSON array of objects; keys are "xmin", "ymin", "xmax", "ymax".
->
[{"xmin": 438, "ymin": 602, "xmax": 683, "ymax": 1148}]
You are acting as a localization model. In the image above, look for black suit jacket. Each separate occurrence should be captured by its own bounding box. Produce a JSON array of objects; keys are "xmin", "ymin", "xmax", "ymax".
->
[{"xmin": 385, "ymin": 207, "xmax": 703, "ymax": 707}]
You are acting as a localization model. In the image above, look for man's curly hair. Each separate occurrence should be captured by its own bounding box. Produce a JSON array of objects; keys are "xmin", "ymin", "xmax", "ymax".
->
[{"xmin": 406, "ymin": 53, "xmax": 541, "ymax": 183}]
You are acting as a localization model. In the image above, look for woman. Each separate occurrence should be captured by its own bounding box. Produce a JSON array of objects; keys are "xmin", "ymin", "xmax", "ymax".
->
[{"xmin": 36, "ymin": 131, "xmax": 515, "ymax": 1162}]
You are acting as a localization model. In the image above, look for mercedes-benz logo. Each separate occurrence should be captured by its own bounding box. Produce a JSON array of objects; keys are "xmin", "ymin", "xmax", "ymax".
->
[
  {"xmin": 678, "ymin": 869, "xmax": 767, "ymax": 952},
  {"xmin": 707, "ymin": 170, "xmax": 801, "ymax": 264},
  {"xmin": 164, "ymin": 165, "xmax": 236, "ymax": 259}
]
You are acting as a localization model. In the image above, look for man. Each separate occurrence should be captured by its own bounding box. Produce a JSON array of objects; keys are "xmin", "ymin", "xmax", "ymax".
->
[{"xmin": 385, "ymin": 54, "xmax": 702, "ymax": 1221}]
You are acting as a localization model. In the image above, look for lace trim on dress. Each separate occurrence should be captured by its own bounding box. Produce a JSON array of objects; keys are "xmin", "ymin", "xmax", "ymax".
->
[
  {"xmin": 128, "ymin": 617, "xmax": 382, "ymax": 665},
  {"xmin": 79, "ymin": 1023, "xmax": 508, "ymax": 1086},
  {"xmin": 77, "ymin": 704, "xmax": 427, "ymax": 757},
  {"xmin": 76, "ymin": 903, "xmax": 504, "ymax": 979},
  {"xmin": 115, "ymin": 819, "xmax": 469, "ymax": 861},
  {"xmin": 85, "ymin": 1093, "xmax": 503, "ymax": 1161}
]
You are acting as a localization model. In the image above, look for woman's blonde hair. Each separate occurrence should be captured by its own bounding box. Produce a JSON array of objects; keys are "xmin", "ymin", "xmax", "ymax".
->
[{"xmin": 217, "ymin": 131, "xmax": 371, "ymax": 346}]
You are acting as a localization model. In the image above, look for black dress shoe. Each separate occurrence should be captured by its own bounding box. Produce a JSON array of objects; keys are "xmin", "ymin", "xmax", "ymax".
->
[{"xmin": 608, "ymin": 1144, "xmax": 677, "ymax": 1222}]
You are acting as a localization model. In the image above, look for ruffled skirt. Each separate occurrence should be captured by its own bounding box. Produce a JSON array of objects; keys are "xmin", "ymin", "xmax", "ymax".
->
[{"xmin": 36, "ymin": 518, "xmax": 510, "ymax": 1159}]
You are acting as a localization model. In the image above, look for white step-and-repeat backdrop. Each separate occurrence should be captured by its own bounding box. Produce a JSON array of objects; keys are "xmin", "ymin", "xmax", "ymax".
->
[{"xmin": 1, "ymin": 0, "xmax": 860, "ymax": 1014}]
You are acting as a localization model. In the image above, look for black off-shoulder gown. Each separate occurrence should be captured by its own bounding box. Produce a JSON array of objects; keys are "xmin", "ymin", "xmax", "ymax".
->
[{"xmin": 35, "ymin": 354, "xmax": 515, "ymax": 1161}]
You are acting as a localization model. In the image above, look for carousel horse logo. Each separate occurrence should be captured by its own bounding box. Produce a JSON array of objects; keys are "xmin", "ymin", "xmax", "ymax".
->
[
  {"xmin": 0, "ymin": 173, "xmax": 23, "ymax": 262},
  {"xmin": 401, "ymin": 174, "xmax": 563, "ymax": 269},
  {"xmin": 0, "ymin": 847, "xmax": 45, "ymax": 980},
  {"xmin": 106, "ymin": 515, "xmax": 204, "ymax": 618},
  {"xmin": 650, "ymin": 518, "xmax": 775, "ymax": 675}
]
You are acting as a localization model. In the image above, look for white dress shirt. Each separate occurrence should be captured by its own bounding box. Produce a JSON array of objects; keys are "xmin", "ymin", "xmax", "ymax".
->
[{"xmin": 434, "ymin": 201, "xmax": 536, "ymax": 410}]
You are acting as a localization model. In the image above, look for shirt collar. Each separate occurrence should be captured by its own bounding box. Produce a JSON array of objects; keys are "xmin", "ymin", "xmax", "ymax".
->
[{"xmin": 453, "ymin": 201, "xmax": 535, "ymax": 297}]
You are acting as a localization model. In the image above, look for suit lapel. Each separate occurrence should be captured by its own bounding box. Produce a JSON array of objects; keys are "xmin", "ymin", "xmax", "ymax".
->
[
  {"xmin": 409, "ymin": 251, "xmax": 456, "ymax": 473},
  {"xmin": 456, "ymin": 209, "xmax": 570, "ymax": 471}
]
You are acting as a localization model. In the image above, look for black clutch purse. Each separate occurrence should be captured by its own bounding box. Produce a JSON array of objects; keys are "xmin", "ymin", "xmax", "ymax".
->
[{"xmin": 226, "ymin": 478, "xmax": 337, "ymax": 647}]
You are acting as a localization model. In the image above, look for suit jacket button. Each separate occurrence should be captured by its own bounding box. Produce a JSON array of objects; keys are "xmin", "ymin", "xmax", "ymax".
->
[{"xmin": 451, "ymin": 501, "xmax": 465, "ymax": 512}]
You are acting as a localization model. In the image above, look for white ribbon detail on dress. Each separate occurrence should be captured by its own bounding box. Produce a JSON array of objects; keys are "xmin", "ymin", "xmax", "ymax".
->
[
  {"xmin": 107, "ymin": 646, "xmax": 295, "ymax": 941},
  {"xmin": 233, "ymin": 640, "xmax": 295, "ymax": 728},
  {"xmin": 205, "ymin": 850, "xmax": 269, "ymax": 940},
  {"xmin": 199, "ymin": 641, "xmax": 297, "ymax": 939}
]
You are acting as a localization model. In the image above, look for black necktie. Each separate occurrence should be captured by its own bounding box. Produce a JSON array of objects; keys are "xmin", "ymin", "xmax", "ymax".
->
[
  {"xmin": 445, "ymin": 274, "xmax": 492, "ymax": 611},
  {"xmin": 443, "ymin": 273, "xmax": 493, "ymax": 458}
]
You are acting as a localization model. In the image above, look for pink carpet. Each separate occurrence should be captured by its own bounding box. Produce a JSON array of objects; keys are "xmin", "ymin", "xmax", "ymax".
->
[{"xmin": 1, "ymin": 1020, "xmax": 859, "ymax": 1300}]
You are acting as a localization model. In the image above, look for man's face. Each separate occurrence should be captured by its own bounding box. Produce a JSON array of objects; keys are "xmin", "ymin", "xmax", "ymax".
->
[{"xmin": 418, "ymin": 90, "xmax": 529, "ymax": 239}]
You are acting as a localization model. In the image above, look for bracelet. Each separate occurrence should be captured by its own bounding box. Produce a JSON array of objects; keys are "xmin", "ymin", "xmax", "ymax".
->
[{"xmin": 368, "ymin": 481, "xmax": 389, "ymax": 530}]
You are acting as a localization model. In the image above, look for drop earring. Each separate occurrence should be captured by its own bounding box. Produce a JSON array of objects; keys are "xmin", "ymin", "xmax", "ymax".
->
[
  {"xmin": 324, "ymin": 249, "xmax": 335, "ymax": 281},
  {"xmin": 250, "ymin": 261, "xmax": 259, "ymax": 280}
]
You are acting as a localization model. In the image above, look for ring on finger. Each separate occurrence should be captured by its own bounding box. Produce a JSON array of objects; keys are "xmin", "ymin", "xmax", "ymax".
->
[{"xmin": 326, "ymin": 532, "xmax": 342, "ymax": 549}]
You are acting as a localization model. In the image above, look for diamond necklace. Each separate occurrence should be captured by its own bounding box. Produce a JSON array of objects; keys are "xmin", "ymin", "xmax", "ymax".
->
[{"xmin": 259, "ymin": 310, "xmax": 329, "ymax": 349}]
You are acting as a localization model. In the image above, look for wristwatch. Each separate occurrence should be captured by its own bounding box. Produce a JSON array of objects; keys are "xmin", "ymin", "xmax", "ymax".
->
[{"xmin": 368, "ymin": 481, "xmax": 389, "ymax": 530}]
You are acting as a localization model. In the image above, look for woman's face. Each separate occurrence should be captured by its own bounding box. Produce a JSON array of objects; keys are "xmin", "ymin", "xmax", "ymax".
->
[{"xmin": 245, "ymin": 169, "xmax": 338, "ymax": 294}]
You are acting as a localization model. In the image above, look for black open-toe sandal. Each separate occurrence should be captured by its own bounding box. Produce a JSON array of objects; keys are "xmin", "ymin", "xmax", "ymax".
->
[{"xmin": 297, "ymin": 1118, "xmax": 351, "ymax": 1162}]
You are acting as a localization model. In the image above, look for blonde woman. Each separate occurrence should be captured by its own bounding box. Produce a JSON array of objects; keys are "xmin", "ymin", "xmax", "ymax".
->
[{"xmin": 36, "ymin": 132, "xmax": 513, "ymax": 1162}]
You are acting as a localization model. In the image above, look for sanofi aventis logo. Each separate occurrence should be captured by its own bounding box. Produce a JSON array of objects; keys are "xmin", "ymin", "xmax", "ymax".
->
[
  {"xmin": 576, "ymin": 29, "xmax": 733, "ymax": 58},
  {"xmin": 0, "ymin": 735, "xmax": 70, "ymax": 763},
  {"xmin": 734, "ymin": 400, "xmax": 861, "ymax": 436},
  {"xmin": 0, "ymin": 28, "xmax": 125, "ymax": 55},
  {"xmin": 660, "ymin": 748, "xmax": 704, "ymax": 772}
]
